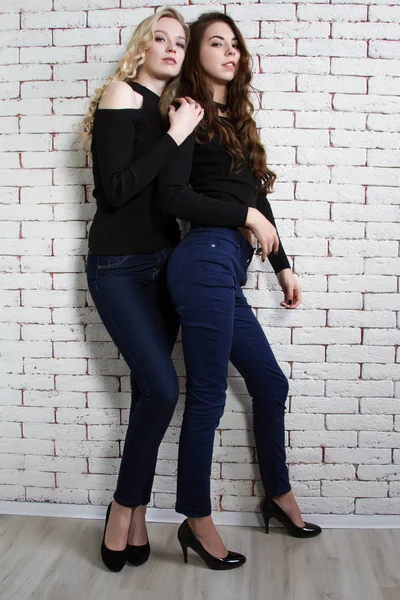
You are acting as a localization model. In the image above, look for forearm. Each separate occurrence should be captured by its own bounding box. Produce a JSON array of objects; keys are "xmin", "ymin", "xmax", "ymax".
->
[
  {"xmin": 156, "ymin": 134, "xmax": 248, "ymax": 227},
  {"xmin": 256, "ymin": 192, "xmax": 291, "ymax": 273}
]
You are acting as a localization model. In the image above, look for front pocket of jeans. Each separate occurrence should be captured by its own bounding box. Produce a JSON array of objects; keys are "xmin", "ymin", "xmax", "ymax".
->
[{"xmin": 97, "ymin": 255, "xmax": 130, "ymax": 269}]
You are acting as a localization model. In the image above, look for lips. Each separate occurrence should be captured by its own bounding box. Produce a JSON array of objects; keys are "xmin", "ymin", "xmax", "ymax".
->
[
  {"xmin": 222, "ymin": 61, "xmax": 236, "ymax": 68},
  {"xmin": 163, "ymin": 58, "xmax": 177, "ymax": 65}
]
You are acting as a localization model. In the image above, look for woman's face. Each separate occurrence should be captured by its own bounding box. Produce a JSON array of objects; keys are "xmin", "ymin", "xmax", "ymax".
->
[
  {"xmin": 199, "ymin": 21, "xmax": 241, "ymax": 85},
  {"xmin": 144, "ymin": 16, "xmax": 186, "ymax": 80}
]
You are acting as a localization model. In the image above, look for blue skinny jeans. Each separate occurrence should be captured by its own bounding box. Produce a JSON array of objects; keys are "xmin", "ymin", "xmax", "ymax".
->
[{"xmin": 166, "ymin": 226, "xmax": 292, "ymax": 517}]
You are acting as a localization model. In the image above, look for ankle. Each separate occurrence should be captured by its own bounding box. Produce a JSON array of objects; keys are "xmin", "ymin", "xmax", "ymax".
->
[
  {"xmin": 111, "ymin": 500, "xmax": 132, "ymax": 519},
  {"xmin": 272, "ymin": 491, "xmax": 294, "ymax": 504},
  {"xmin": 187, "ymin": 516, "xmax": 213, "ymax": 530}
]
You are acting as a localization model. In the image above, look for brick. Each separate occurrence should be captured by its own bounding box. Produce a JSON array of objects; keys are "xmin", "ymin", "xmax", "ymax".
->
[
  {"xmin": 332, "ymin": 22, "xmax": 400, "ymax": 41},
  {"xmin": 333, "ymin": 94, "xmax": 400, "ymax": 114},
  {"xmin": 0, "ymin": 30, "xmax": 52, "ymax": 47},
  {"xmin": 1, "ymin": 64, "xmax": 52, "ymax": 82},
  {"xmin": 298, "ymin": 39, "xmax": 366, "ymax": 58},
  {"xmin": 369, "ymin": 6, "xmax": 400, "ymax": 23},
  {"xmin": 21, "ymin": 11, "xmax": 86, "ymax": 29},
  {"xmin": 322, "ymin": 481, "xmax": 388, "ymax": 498},
  {"xmin": 297, "ymin": 76, "xmax": 366, "ymax": 95},
  {"xmin": 326, "ymin": 379, "xmax": 393, "ymax": 397},
  {"xmin": 228, "ymin": 4, "xmax": 294, "ymax": 21},
  {"xmin": 329, "ymin": 275, "xmax": 396, "ymax": 292},
  {"xmin": 356, "ymin": 499, "xmax": 400, "ymax": 515},
  {"xmin": 21, "ymin": 81, "xmax": 86, "ymax": 98},
  {"xmin": 20, "ymin": 47, "xmax": 85, "ymax": 65},
  {"xmin": 87, "ymin": 8, "xmax": 153, "ymax": 28},
  {"xmin": 291, "ymin": 431, "xmax": 357, "ymax": 447},
  {"xmin": 53, "ymin": 28, "xmax": 119, "ymax": 47},
  {"xmin": 332, "ymin": 58, "xmax": 400, "ymax": 77},
  {"xmin": 297, "ymin": 4, "xmax": 367, "ymax": 22},
  {"xmin": 292, "ymin": 363, "xmax": 360, "ymax": 380}
]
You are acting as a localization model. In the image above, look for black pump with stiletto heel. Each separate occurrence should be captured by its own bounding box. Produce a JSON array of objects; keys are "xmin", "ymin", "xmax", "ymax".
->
[
  {"xmin": 177, "ymin": 519, "xmax": 246, "ymax": 570},
  {"xmin": 101, "ymin": 502, "xmax": 128, "ymax": 572},
  {"xmin": 260, "ymin": 497, "xmax": 322, "ymax": 538}
]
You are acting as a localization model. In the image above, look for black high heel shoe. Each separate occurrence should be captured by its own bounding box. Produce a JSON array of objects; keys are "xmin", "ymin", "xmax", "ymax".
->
[
  {"xmin": 126, "ymin": 539, "xmax": 151, "ymax": 566},
  {"xmin": 260, "ymin": 497, "xmax": 322, "ymax": 538},
  {"xmin": 100, "ymin": 502, "xmax": 127, "ymax": 572},
  {"xmin": 177, "ymin": 519, "xmax": 246, "ymax": 571}
]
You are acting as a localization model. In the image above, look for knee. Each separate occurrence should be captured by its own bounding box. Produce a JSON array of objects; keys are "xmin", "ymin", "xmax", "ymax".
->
[
  {"xmin": 278, "ymin": 372, "xmax": 289, "ymax": 402},
  {"xmin": 143, "ymin": 376, "xmax": 179, "ymax": 410},
  {"xmin": 252, "ymin": 369, "xmax": 289, "ymax": 409}
]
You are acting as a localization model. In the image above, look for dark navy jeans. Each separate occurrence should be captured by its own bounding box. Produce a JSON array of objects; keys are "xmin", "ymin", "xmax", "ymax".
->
[
  {"xmin": 167, "ymin": 227, "xmax": 292, "ymax": 517},
  {"xmin": 86, "ymin": 247, "xmax": 179, "ymax": 507}
]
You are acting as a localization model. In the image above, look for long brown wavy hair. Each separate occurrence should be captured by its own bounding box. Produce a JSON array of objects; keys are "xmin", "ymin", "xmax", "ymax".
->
[
  {"xmin": 80, "ymin": 8, "xmax": 189, "ymax": 154},
  {"xmin": 180, "ymin": 12, "xmax": 276, "ymax": 194}
]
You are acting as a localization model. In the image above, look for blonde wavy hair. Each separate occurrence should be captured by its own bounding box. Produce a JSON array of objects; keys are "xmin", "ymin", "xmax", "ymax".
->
[{"xmin": 80, "ymin": 7, "xmax": 188, "ymax": 154}]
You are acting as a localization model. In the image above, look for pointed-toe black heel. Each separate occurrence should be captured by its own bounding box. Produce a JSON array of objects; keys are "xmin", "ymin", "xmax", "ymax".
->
[
  {"xmin": 260, "ymin": 497, "xmax": 322, "ymax": 538},
  {"xmin": 100, "ymin": 502, "xmax": 128, "ymax": 572},
  {"xmin": 126, "ymin": 540, "xmax": 151, "ymax": 566},
  {"xmin": 177, "ymin": 519, "xmax": 246, "ymax": 571}
]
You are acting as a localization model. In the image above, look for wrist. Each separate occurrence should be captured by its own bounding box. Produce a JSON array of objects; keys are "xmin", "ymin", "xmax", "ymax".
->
[
  {"xmin": 245, "ymin": 206, "xmax": 257, "ymax": 228},
  {"xmin": 167, "ymin": 128, "xmax": 185, "ymax": 146}
]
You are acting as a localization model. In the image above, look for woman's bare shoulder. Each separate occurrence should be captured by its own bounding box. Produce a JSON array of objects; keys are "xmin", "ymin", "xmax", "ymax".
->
[{"xmin": 98, "ymin": 80, "xmax": 143, "ymax": 110}]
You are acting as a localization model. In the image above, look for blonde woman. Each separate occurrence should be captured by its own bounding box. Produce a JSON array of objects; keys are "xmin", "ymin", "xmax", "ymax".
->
[{"xmin": 82, "ymin": 8, "xmax": 204, "ymax": 572}]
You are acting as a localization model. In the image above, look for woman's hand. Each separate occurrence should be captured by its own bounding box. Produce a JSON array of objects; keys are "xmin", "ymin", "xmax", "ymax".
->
[
  {"xmin": 245, "ymin": 207, "xmax": 279, "ymax": 260},
  {"xmin": 276, "ymin": 268, "xmax": 302, "ymax": 308},
  {"xmin": 167, "ymin": 96, "xmax": 204, "ymax": 146}
]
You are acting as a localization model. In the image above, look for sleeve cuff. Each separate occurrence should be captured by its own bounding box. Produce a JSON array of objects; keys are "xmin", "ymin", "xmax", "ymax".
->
[{"xmin": 268, "ymin": 242, "xmax": 291, "ymax": 273}]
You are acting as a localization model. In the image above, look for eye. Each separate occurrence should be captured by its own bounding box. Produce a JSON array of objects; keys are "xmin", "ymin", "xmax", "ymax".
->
[
  {"xmin": 233, "ymin": 44, "xmax": 240, "ymax": 50},
  {"xmin": 211, "ymin": 42, "xmax": 222, "ymax": 47},
  {"xmin": 177, "ymin": 42, "xmax": 185, "ymax": 49},
  {"xmin": 155, "ymin": 36, "xmax": 166, "ymax": 42}
]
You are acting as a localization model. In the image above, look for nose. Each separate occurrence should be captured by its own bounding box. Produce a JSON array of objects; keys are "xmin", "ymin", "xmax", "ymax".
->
[{"xmin": 166, "ymin": 42, "xmax": 177, "ymax": 53}]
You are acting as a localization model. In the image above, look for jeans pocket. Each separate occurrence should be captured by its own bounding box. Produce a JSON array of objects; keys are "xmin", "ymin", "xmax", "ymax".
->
[{"xmin": 97, "ymin": 255, "xmax": 130, "ymax": 269}]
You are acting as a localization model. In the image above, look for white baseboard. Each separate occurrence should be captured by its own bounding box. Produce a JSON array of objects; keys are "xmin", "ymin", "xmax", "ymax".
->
[{"xmin": 1, "ymin": 501, "xmax": 400, "ymax": 529}]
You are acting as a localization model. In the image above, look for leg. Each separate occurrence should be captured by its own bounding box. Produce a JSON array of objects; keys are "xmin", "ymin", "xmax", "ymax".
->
[
  {"xmin": 127, "ymin": 264, "xmax": 180, "ymax": 546},
  {"xmin": 230, "ymin": 287, "xmax": 306, "ymax": 526},
  {"xmin": 87, "ymin": 252, "xmax": 179, "ymax": 549},
  {"xmin": 167, "ymin": 237, "xmax": 237, "ymax": 558},
  {"xmin": 172, "ymin": 275, "xmax": 235, "ymax": 517},
  {"xmin": 230, "ymin": 286, "xmax": 291, "ymax": 498}
]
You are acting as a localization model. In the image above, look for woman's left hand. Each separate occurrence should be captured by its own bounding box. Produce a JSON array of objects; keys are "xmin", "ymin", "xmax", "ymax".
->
[{"xmin": 276, "ymin": 268, "xmax": 302, "ymax": 309}]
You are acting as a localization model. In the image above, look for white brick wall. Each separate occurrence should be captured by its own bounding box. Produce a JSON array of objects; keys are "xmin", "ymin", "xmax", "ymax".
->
[{"xmin": 0, "ymin": 1, "xmax": 399, "ymax": 516}]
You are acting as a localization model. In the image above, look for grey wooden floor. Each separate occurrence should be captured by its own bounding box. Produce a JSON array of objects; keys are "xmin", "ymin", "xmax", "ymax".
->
[{"xmin": 1, "ymin": 513, "xmax": 399, "ymax": 600}]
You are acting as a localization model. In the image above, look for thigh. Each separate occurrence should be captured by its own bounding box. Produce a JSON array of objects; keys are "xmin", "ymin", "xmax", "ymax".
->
[
  {"xmin": 87, "ymin": 253, "xmax": 178, "ymax": 397},
  {"xmin": 168, "ymin": 243, "xmax": 237, "ymax": 399},
  {"xmin": 230, "ymin": 287, "xmax": 287, "ymax": 395}
]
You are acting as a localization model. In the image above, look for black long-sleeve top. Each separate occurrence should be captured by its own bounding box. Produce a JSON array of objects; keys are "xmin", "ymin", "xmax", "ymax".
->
[
  {"xmin": 156, "ymin": 120, "xmax": 291, "ymax": 273},
  {"xmin": 88, "ymin": 81, "xmax": 182, "ymax": 254}
]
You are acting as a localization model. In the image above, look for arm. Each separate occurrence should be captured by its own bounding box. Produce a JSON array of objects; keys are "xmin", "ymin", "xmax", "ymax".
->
[
  {"xmin": 94, "ymin": 110, "xmax": 178, "ymax": 209},
  {"xmin": 256, "ymin": 191, "xmax": 291, "ymax": 273},
  {"xmin": 155, "ymin": 133, "xmax": 248, "ymax": 227},
  {"xmin": 93, "ymin": 80, "xmax": 180, "ymax": 208}
]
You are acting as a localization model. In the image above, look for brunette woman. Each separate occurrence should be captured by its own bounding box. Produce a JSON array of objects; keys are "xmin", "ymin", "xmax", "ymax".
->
[{"xmin": 156, "ymin": 12, "xmax": 322, "ymax": 571}]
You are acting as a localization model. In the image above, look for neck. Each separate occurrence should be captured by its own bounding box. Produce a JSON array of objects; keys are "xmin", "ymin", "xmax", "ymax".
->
[
  {"xmin": 134, "ymin": 72, "xmax": 166, "ymax": 97},
  {"xmin": 205, "ymin": 77, "xmax": 227, "ymax": 104}
]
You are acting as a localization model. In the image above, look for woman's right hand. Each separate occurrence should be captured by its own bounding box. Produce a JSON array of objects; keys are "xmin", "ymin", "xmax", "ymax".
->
[
  {"xmin": 167, "ymin": 97, "xmax": 204, "ymax": 146},
  {"xmin": 245, "ymin": 207, "xmax": 280, "ymax": 261}
]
